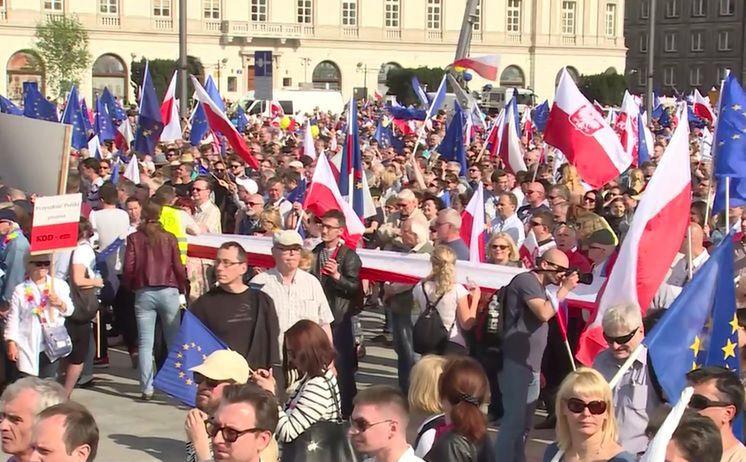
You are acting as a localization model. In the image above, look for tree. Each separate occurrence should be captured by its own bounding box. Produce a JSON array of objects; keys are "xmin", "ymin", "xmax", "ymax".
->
[
  {"xmin": 385, "ymin": 67, "xmax": 448, "ymax": 106},
  {"xmin": 578, "ymin": 71, "xmax": 628, "ymax": 106},
  {"xmin": 130, "ymin": 57, "xmax": 204, "ymax": 105},
  {"xmin": 34, "ymin": 14, "xmax": 91, "ymax": 99}
]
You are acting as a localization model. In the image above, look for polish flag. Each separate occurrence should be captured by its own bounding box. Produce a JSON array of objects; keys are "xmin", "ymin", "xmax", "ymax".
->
[
  {"xmin": 123, "ymin": 155, "xmax": 140, "ymax": 185},
  {"xmin": 519, "ymin": 231, "xmax": 539, "ymax": 269},
  {"xmin": 575, "ymin": 111, "xmax": 692, "ymax": 365},
  {"xmin": 303, "ymin": 153, "xmax": 365, "ymax": 248},
  {"xmin": 115, "ymin": 120, "xmax": 134, "ymax": 152},
  {"xmin": 160, "ymin": 71, "xmax": 182, "ymax": 142},
  {"xmin": 373, "ymin": 89, "xmax": 383, "ymax": 101},
  {"xmin": 692, "ymin": 89, "xmax": 716, "ymax": 122},
  {"xmin": 521, "ymin": 107, "xmax": 534, "ymax": 146},
  {"xmin": 487, "ymin": 102, "xmax": 526, "ymax": 174},
  {"xmin": 614, "ymin": 91, "xmax": 640, "ymax": 166},
  {"xmin": 460, "ymin": 183, "xmax": 486, "ymax": 263},
  {"xmin": 303, "ymin": 120, "xmax": 317, "ymax": 160},
  {"xmin": 190, "ymin": 76, "xmax": 259, "ymax": 170},
  {"xmin": 452, "ymin": 55, "xmax": 500, "ymax": 81},
  {"xmin": 544, "ymin": 68, "xmax": 631, "ymax": 189}
]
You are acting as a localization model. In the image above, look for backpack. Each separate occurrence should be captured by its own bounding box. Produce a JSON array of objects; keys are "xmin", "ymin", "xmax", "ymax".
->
[
  {"xmin": 68, "ymin": 249, "xmax": 100, "ymax": 323},
  {"xmin": 412, "ymin": 282, "xmax": 449, "ymax": 355},
  {"xmin": 471, "ymin": 288, "xmax": 509, "ymax": 371}
]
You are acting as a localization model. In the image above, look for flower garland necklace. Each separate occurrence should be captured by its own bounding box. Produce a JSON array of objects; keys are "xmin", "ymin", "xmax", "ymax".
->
[
  {"xmin": 0, "ymin": 228, "xmax": 18, "ymax": 249},
  {"xmin": 24, "ymin": 278, "xmax": 50, "ymax": 319}
]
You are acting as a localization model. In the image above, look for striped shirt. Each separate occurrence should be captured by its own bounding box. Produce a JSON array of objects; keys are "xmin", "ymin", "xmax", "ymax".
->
[{"xmin": 276, "ymin": 369, "xmax": 341, "ymax": 443}]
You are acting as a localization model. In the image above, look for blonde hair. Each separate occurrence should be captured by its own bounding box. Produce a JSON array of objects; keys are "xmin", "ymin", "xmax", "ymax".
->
[
  {"xmin": 487, "ymin": 232, "xmax": 520, "ymax": 263},
  {"xmin": 408, "ymin": 355, "xmax": 447, "ymax": 414},
  {"xmin": 555, "ymin": 368, "xmax": 618, "ymax": 452},
  {"xmin": 558, "ymin": 164, "xmax": 585, "ymax": 203},
  {"xmin": 628, "ymin": 168, "xmax": 645, "ymax": 193},
  {"xmin": 426, "ymin": 245, "xmax": 457, "ymax": 298},
  {"xmin": 299, "ymin": 249, "xmax": 314, "ymax": 271},
  {"xmin": 260, "ymin": 209, "xmax": 282, "ymax": 233}
]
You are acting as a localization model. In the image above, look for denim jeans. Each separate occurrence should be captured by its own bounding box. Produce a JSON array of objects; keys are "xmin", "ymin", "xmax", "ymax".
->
[
  {"xmin": 389, "ymin": 310, "xmax": 417, "ymax": 394},
  {"xmin": 494, "ymin": 358, "xmax": 541, "ymax": 462},
  {"xmin": 135, "ymin": 287, "xmax": 181, "ymax": 395},
  {"xmin": 333, "ymin": 313, "xmax": 357, "ymax": 418}
]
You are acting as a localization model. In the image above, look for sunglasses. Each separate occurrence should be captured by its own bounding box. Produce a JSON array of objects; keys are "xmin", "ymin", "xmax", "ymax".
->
[
  {"xmin": 231, "ymin": 164, "xmax": 243, "ymax": 169},
  {"xmin": 603, "ymin": 327, "xmax": 639, "ymax": 345},
  {"xmin": 688, "ymin": 394, "xmax": 733, "ymax": 411},
  {"xmin": 191, "ymin": 187, "xmax": 207, "ymax": 192},
  {"xmin": 206, "ymin": 420, "xmax": 267, "ymax": 443},
  {"xmin": 566, "ymin": 397, "xmax": 607, "ymax": 415},
  {"xmin": 530, "ymin": 221, "xmax": 544, "ymax": 228},
  {"xmin": 491, "ymin": 244, "xmax": 510, "ymax": 250},
  {"xmin": 194, "ymin": 372, "xmax": 234, "ymax": 389},
  {"xmin": 32, "ymin": 261, "xmax": 51, "ymax": 267},
  {"xmin": 348, "ymin": 418, "xmax": 394, "ymax": 433}
]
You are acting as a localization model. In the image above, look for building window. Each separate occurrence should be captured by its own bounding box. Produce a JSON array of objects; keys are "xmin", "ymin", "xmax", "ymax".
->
[
  {"xmin": 691, "ymin": 0, "xmax": 706, "ymax": 16},
  {"xmin": 718, "ymin": 30, "xmax": 732, "ymax": 50},
  {"xmin": 561, "ymin": 1, "xmax": 576, "ymax": 35},
  {"xmin": 641, "ymin": 0, "xmax": 649, "ymax": 18},
  {"xmin": 227, "ymin": 76, "xmax": 237, "ymax": 93},
  {"xmin": 44, "ymin": 0, "xmax": 63, "ymax": 10},
  {"xmin": 203, "ymin": 0, "xmax": 219, "ymax": 19},
  {"xmin": 717, "ymin": 66, "xmax": 729, "ymax": 81},
  {"xmin": 92, "ymin": 53, "xmax": 127, "ymax": 100},
  {"xmin": 691, "ymin": 31, "xmax": 704, "ymax": 51},
  {"xmin": 312, "ymin": 60, "xmax": 341, "ymax": 90},
  {"xmin": 639, "ymin": 33, "xmax": 648, "ymax": 52},
  {"xmin": 664, "ymin": 32, "xmax": 677, "ymax": 52},
  {"xmin": 426, "ymin": 0, "xmax": 441, "ymax": 30},
  {"xmin": 99, "ymin": 0, "xmax": 117, "ymax": 14},
  {"xmin": 297, "ymin": 0, "xmax": 312, "ymax": 24},
  {"xmin": 605, "ymin": 3, "xmax": 616, "ymax": 37},
  {"xmin": 342, "ymin": 1, "xmax": 357, "ymax": 25},
  {"xmin": 664, "ymin": 67, "xmax": 676, "ymax": 86},
  {"xmin": 384, "ymin": 0, "xmax": 399, "ymax": 28},
  {"xmin": 251, "ymin": 0, "xmax": 267, "ymax": 22},
  {"xmin": 720, "ymin": 0, "xmax": 735, "ymax": 15},
  {"xmin": 153, "ymin": 0, "xmax": 170, "ymax": 16},
  {"xmin": 473, "ymin": 0, "xmax": 481, "ymax": 32},
  {"xmin": 690, "ymin": 67, "xmax": 703, "ymax": 86},
  {"xmin": 665, "ymin": 0, "xmax": 680, "ymax": 17},
  {"xmin": 507, "ymin": 0, "xmax": 521, "ymax": 33},
  {"xmin": 638, "ymin": 67, "xmax": 647, "ymax": 86}
]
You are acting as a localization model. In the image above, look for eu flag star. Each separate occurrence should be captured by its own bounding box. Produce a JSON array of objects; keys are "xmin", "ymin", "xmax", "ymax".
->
[
  {"xmin": 722, "ymin": 339, "xmax": 737, "ymax": 359},
  {"xmin": 182, "ymin": 343, "xmax": 190, "ymax": 350},
  {"xmin": 690, "ymin": 335, "xmax": 702, "ymax": 357},
  {"xmin": 733, "ymin": 104, "xmax": 743, "ymax": 111},
  {"xmin": 730, "ymin": 314, "xmax": 739, "ymax": 334}
]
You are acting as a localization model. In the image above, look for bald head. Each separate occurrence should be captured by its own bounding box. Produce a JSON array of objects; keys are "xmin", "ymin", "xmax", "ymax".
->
[
  {"xmin": 681, "ymin": 222, "xmax": 705, "ymax": 256},
  {"xmin": 542, "ymin": 248, "xmax": 569, "ymax": 268},
  {"xmin": 527, "ymin": 182, "xmax": 545, "ymax": 206}
]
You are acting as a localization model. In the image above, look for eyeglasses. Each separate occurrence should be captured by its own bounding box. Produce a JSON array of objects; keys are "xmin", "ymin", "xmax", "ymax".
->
[
  {"xmin": 566, "ymin": 398, "xmax": 607, "ymax": 415},
  {"xmin": 530, "ymin": 221, "xmax": 544, "ymax": 228},
  {"xmin": 491, "ymin": 244, "xmax": 510, "ymax": 250},
  {"xmin": 214, "ymin": 259, "xmax": 244, "ymax": 268},
  {"xmin": 231, "ymin": 164, "xmax": 243, "ymax": 169},
  {"xmin": 99, "ymin": 166, "xmax": 110, "ymax": 171},
  {"xmin": 191, "ymin": 187, "xmax": 207, "ymax": 192},
  {"xmin": 348, "ymin": 418, "xmax": 394, "ymax": 433},
  {"xmin": 688, "ymin": 394, "xmax": 734, "ymax": 411},
  {"xmin": 206, "ymin": 420, "xmax": 267, "ymax": 443},
  {"xmin": 469, "ymin": 168, "xmax": 479, "ymax": 173},
  {"xmin": 32, "ymin": 261, "xmax": 51, "ymax": 267},
  {"xmin": 215, "ymin": 169, "xmax": 226, "ymax": 173},
  {"xmin": 320, "ymin": 223, "xmax": 341, "ymax": 230},
  {"xmin": 246, "ymin": 202, "xmax": 261, "ymax": 207},
  {"xmin": 276, "ymin": 246, "xmax": 301, "ymax": 253},
  {"xmin": 588, "ymin": 245, "xmax": 606, "ymax": 251},
  {"xmin": 194, "ymin": 372, "xmax": 234, "ymax": 389},
  {"xmin": 603, "ymin": 327, "xmax": 639, "ymax": 346},
  {"xmin": 548, "ymin": 195, "xmax": 560, "ymax": 200}
]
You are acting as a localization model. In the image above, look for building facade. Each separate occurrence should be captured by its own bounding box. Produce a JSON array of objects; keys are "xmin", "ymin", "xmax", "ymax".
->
[
  {"xmin": 0, "ymin": 0, "xmax": 626, "ymax": 106},
  {"xmin": 625, "ymin": 0, "xmax": 745, "ymax": 95}
]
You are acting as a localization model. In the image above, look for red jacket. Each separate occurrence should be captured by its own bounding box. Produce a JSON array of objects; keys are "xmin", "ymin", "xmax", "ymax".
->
[
  {"xmin": 564, "ymin": 248, "xmax": 592, "ymax": 273},
  {"xmin": 123, "ymin": 229, "xmax": 186, "ymax": 293}
]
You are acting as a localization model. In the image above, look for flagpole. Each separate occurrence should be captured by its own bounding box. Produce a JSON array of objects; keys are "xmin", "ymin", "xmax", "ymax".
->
[
  {"xmin": 726, "ymin": 176, "xmax": 731, "ymax": 232},
  {"xmin": 608, "ymin": 344, "xmax": 647, "ymax": 389},
  {"xmin": 687, "ymin": 226, "xmax": 694, "ymax": 282},
  {"xmin": 563, "ymin": 339, "xmax": 577, "ymax": 372}
]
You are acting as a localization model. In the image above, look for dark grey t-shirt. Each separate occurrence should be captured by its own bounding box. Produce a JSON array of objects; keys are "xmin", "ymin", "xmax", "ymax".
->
[
  {"xmin": 502, "ymin": 271, "xmax": 549, "ymax": 371},
  {"xmin": 445, "ymin": 238, "xmax": 470, "ymax": 261}
]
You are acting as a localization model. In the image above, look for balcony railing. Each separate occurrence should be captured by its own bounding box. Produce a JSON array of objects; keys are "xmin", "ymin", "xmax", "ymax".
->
[
  {"xmin": 0, "ymin": 9, "xmax": 6, "ymax": 21},
  {"xmin": 153, "ymin": 18, "xmax": 173, "ymax": 30},
  {"xmin": 506, "ymin": 33, "xmax": 522, "ymax": 43},
  {"xmin": 342, "ymin": 26, "xmax": 358, "ymax": 38},
  {"xmin": 98, "ymin": 15, "xmax": 120, "ymax": 27},
  {"xmin": 561, "ymin": 35, "xmax": 577, "ymax": 45},
  {"xmin": 426, "ymin": 30, "xmax": 443, "ymax": 40},
  {"xmin": 385, "ymin": 29, "xmax": 401, "ymax": 40},
  {"xmin": 224, "ymin": 21, "xmax": 314, "ymax": 38},
  {"xmin": 45, "ymin": 12, "xmax": 64, "ymax": 22},
  {"xmin": 472, "ymin": 30, "xmax": 482, "ymax": 41},
  {"xmin": 203, "ymin": 19, "xmax": 221, "ymax": 32}
]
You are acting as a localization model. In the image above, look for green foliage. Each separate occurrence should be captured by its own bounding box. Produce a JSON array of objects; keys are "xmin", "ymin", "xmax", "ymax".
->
[
  {"xmin": 578, "ymin": 72, "xmax": 628, "ymax": 106},
  {"xmin": 385, "ymin": 67, "xmax": 447, "ymax": 106},
  {"xmin": 33, "ymin": 14, "xmax": 91, "ymax": 99},
  {"xmin": 130, "ymin": 57, "xmax": 204, "ymax": 103}
]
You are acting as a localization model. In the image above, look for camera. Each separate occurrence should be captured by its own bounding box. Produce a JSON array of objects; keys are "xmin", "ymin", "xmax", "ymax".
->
[{"xmin": 567, "ymin": 267, "xmax": 593, "ymax": 285}]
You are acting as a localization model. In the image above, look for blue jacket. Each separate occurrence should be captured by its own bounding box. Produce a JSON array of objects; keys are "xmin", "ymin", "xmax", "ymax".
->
[{"xmin": 0, "ymin": 231, "xmax": 29, "ymax": 305}]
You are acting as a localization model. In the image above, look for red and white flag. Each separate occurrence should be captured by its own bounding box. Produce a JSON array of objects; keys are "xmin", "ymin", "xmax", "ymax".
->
[
  {"xmin": 575, "ymin": 110, "xmax": 692, "ymax": 365},
  {"xmin": 190, "ymin": 76, "xmax": 259, "ymax": 170},
  {"xmin": 303, "ymin": 153, "xmax": 365, "ymax": 249},
  {"xmin": 303, "ymin": 120, "xmax": 317, "ymax": 160},
  {"xmin": 160, "ymin": 71, "xmax": 182, "ymax": 142},
  {"xmin": 115, "ymin": 120, "xmax": 134, "ymax": 152},
  {"xmin": 460, "ymin": 183, "xmax": 486, "ymax": 263},
  {"xmin": 487, "ymin": 101, "xmax": 527, "ymax": 175},
  {"xmin": 452, "ymin": 55, "xmax": 500, "ymax": 81},
  {"xmin": 521, "ymin": 106, "xmax": 534, "ymax": 146},
  {"xmin": 614, "ymin": 91, "xmax": 640, "ymax": 166},
  {"xmin": 519, "ymin": 230, "xmax": 539, "ymax": 269},
  {"xmin": 373, "ymin": 89, "xmax": 383, "ymax": 101},
  {"xmin": 692, "ymin": 89, "xmax": 716, "ymax": 122},
  {"xmin": 544, "ymin": 68, "xmax": 631, "ymax": 188},
  {"xmin": 123, "ymin": 155, "xmax": 140, "ymax": 185}
]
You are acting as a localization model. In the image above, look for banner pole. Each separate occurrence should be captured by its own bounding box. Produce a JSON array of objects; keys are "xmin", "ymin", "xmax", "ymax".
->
[{"xmin": 609, "ymin": 344, "xmax": 646, "ymax": 389}]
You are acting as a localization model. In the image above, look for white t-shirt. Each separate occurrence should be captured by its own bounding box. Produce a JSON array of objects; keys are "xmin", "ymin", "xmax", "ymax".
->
[
  {"xmin": 412, "ymin": 280, "xmax": 469, "ymax": 347},
  {"xmin": 72, "ymin": 242, "xmax": 97, "ymax": 279},
  {"xmin": 89, "ymin": 208, "xmax": 130, "ymax": 273}
]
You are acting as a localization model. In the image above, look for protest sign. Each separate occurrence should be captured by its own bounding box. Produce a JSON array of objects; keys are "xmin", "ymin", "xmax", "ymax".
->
[{"xmin": 30, "ymin": 194, "xmax": 81, "ymax": 254}]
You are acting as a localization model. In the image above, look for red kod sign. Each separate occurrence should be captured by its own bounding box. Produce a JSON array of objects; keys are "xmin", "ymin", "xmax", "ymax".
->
[{"xmin": 30, "ymin": 194, "xmax": 81, "ymax": 254}]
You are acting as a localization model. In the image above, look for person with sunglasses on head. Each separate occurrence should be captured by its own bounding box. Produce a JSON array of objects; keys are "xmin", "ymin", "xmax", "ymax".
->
[
  {"xmin": 495, "ymin": 248, "xmax": 578, "ymax": 462},
  {"xmin": 592, "ymin": 303, "xmax": 662, "ymax": 456},
  {"xmin": 517, "ymin": 182, "xmax": 550, "ymax": 225},
  {"xmin": 685, "ymin": 366, "xmax": 746, "ymax": 462},
  {"xmin": 349, "ymin": 385, "xmax": 423, "ymax": 462},
  {"xmin": 207, "ymin": 382, "xmax": 279, "ymax": 462},
  {"xmin": 543, "ymin": 368, "xmax": 634, "ymax": 462},
  {"xmin": 185, "ymin": 350, "xmax": 278, "ymax": 462},
  {"xmin": 585, "ymin": 229, "xmax": 618, "ymax": 282}
]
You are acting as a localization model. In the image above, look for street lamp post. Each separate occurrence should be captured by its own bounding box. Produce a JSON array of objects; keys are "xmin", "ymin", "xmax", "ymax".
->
[
  {"xmin": 301, "ymin": 58, "xmax": 311, "ymax": 84},
  {"xmin": 646, "ymin": 0, "xmax": 657, "ymax": 119},
  {"xmin": 216, "ymin": 58, "xmax": 228, "ymax": 91}
]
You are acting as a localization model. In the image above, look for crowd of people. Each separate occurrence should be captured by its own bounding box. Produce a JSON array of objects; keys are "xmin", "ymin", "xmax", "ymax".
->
[{"xmin": 0, "ymin": 96, "xmax": 744, "ymax": 462}]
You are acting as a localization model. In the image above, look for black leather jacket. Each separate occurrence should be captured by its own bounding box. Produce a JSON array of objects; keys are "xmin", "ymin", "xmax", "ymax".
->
[
  {"xmin": 424, "ymin": 431, "xmax": 497, "ymax": 462},
  {"xmin": 310, "ymin": 243, "xmax": 363, "ymax": 322}
]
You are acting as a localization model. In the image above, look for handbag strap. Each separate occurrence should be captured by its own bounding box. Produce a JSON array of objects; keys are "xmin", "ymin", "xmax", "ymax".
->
[{"xmin": 322, "ymin": 373, "xmax": 343, "ymax": 423}]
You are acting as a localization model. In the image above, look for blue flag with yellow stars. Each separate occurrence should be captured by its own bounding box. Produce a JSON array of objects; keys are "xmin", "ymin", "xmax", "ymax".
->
[
  {"xmin": 153, "ymin": 311, "xmax": 227, "ymax": 407},
  {"xmin": 22, "ymin": 81, "xmax": 57, "ymax": 122},
  {"xmin": 133, "ymin": 61, "xmax": 163, "ymax": 155},
  {"xmin": 644, "ymin": 233, "xmax": 739, "ymax": 402}
]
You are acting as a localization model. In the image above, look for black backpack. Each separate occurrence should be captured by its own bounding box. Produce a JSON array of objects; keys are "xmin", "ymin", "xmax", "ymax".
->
[
  {"xmin": 412, "ymin": 282, "xmax": 448, "ymax": 355},
  {"xmin": 470, "ymin": 288, "xmax": 509, "ymax": 371}
]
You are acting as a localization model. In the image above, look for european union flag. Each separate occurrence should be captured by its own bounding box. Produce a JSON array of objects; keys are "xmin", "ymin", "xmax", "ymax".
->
[
  {"xmin": 411, "ymin": 76, "xmax": 430, "ymax": 108},
  {"xmin": 109, "ymin": 160, "xmax": 120, "ymax": 185},
  {"xmin": 100, "ymin": 86, "xmax": 126, "ymax": 122},
  {"xmin": 436, "ymin": 102, "xmax": 467, "ymax": 176},
  {"xmin": 80, "ymin": 97, "xmax": 93, "ymax": 133},
  {"xmin": 0, "ymin": 96, "xmax": 22, "ymax": 116},
  {"xmin": 233, "ymin": 105, "xmax": 248, "ymax": 133},
  {"xmin": 651, "ymin": 92, "xmax": 664, "ymax": 120},
  {"xmin": 713, "ymin": 74, "xmax": 746, "ymax": 177},
  {"xmin": 638, "ymin": 113, "xmax": 650, "ymax": 164},
  {"xmin": 287, "ymin": 178, "xmax": 307, "ymax": 204},
  {"xmin": 713, "ymin": 176, "xmax": 746, "ymax": 215},
  {"xmin": 205, "ymin": 76, "xmax": 225, "ymax": 113},
  {"xmin": 22, "ymin": 81, "xmax": 57, "ymax": 122},
  {"xmin": 94, "ymin": 96, "xmax": 117, "ymax": 141},
  {"xmin": 339, "ymin": 100, "xmax": 368, "ymax": 217},
  {"xmin": 60, "ymin": 85, "xmax": 88, "ymax": 150},
  {"xmin": 533, "ymin": 100, "xmax": 550, "ymax": 133},
  {"xmin": 189, "ymin": 105, "xmax": 209, "ymax": 146},
  {"xmin": 133, "ymin": 62, "xmax": 163, "ymax": 155},
  {"xmin": 644, "ymin": 234, "xmax": 740, "ymax": 401},
  {"xmin": 388, "ymin": 106, "xmax": 427, "ymax": 121},
  {"xmin": 153, "ymin": 311, "xmax": 227, "ymax": 407}
]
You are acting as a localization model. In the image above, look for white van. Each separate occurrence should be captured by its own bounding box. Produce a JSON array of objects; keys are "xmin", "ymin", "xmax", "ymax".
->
[
  {"xmin": 236, "ymin": 89, "xmax": 345, "ymax": 115},
  {"xmin": 480, "ymin": 87, "xmax": 538, "ymax": 114}
]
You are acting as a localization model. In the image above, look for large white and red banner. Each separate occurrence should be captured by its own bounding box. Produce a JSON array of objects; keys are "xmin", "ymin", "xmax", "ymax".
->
[{"xmin": 30, "ymin": 194, "xmax": 81, "ymax": 254}]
